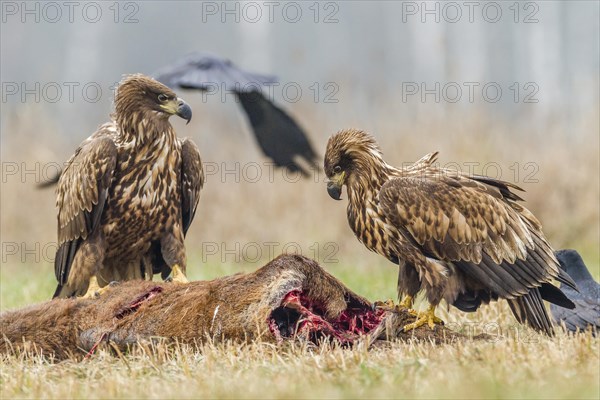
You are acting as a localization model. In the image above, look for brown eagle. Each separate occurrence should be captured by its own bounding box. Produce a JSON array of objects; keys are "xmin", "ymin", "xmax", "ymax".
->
[
  {"xmin": 53, "ymin": 74, "xmax": 204, "ymax": 298},
  {"xmin": 324, "ymin": 129, "xmax": 576, "ymax": 335}
]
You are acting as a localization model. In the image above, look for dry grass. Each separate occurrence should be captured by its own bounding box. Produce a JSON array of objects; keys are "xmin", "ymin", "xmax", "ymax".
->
[
  {"xmin": 1, "ymin": 104, "xmax": 599, "ymax": 398},
  {"xmin": 1, "ymin": 323, "xmax": 598, "ymax": 399},
  {"xmin": 1, "ymin": 255, "xmax": 599, "ymax": 399}
]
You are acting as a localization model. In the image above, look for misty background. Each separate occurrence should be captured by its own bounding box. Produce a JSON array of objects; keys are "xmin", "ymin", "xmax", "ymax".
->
[{"xmin": 2, "ymin": 1, "xmax": 598, "ymax": 140}]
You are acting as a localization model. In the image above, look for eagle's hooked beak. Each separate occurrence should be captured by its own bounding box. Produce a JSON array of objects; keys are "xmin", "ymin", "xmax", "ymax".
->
[
  {"xmin": 161, "ymin": 98, "xmax": 192, "ymax": 124},
  {"xmin": 327, "ymin": 172, "xmax": 345, "ymax": 200},
  {"xmin": 176, "ymin": 98, "xmax": 192, "ymax": 124}
]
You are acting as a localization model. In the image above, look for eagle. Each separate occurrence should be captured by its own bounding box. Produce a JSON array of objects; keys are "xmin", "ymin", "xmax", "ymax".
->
[
  {"xmin": 53, "ymin": 74, "xmax": 204, "ymax": 298},
  {"xmin": 324, "ymin": 128, "xmax": 577, "ymax": 335},
  {"xmin": 550, "ymin": 250, "xmax": 599, "ymax": 333},
  {"xmin": 154, "ymin": 52, "xmax": 320, "ymax": 176}
]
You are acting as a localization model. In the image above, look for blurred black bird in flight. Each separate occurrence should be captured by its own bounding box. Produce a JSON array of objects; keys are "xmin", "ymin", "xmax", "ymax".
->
[{"xmin": 154, "ymin": 52, "xmax": 321, "ymax": 177}]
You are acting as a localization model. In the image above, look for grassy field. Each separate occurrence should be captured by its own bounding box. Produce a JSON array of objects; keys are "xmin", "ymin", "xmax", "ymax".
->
[
  {"xmin": 1, "ymin": 256, "xmax": 599, "ymax": 399},
  {"xmin": 1, "ymin": 332, "xmax": 598, "ymax": 399},
  {"xmin": 1, "ymin": 110, "xmax": 599, "ymax": 399}
]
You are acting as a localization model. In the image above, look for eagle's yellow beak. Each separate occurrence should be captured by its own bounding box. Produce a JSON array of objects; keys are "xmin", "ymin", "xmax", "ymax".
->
[
  {"xmin": 326, "ymin": 172, "xmax": 345, "ymax": 200},
  {"xmin": 160, "ymin": 98, "xmax": 192, "ymax": 124}
]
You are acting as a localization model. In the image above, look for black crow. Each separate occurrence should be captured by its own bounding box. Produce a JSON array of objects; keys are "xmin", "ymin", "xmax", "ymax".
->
[
  {"xmin": 154, "ymin": 52, "xmax": 320, "ymax": 176},
  {"xmin": 551, "ymin": 249, "xmax": 599, "ymax": 333}
]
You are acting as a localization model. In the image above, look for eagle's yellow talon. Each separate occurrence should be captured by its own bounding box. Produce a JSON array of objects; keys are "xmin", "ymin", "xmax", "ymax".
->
[
  {"xmin": 81, "ymin": 276, "xmax": 107, "ymax": 299},
  {"xmin": 170, "ymin": 264, "xmax": 189, "ymax": 284},
  {"xmin": 406, "ymin": 308, "xmax": 419, "ymax": 317},
  {"xmin": 403, "ymin": 305, "xmax": 443, "ymax": 331},
  {"xmin": 398, "ymin": 295, "xmax": 414, "ymax": 310}
]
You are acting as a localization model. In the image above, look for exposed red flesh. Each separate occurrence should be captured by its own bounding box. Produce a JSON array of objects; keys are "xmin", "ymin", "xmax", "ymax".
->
[{"xmin": 269, "ymin": 290, "xmax": 385, "ymax": 344}]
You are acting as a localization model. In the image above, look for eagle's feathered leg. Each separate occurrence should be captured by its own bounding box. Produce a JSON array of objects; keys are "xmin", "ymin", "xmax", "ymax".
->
[
  {"xmin": 397, "ymin": 261, "xmax": 417, "ymax": 310},
  {"xmin": 398, "ymin": 295, "xmax": 414, "ymax": 309},
  {"xmin": 397, "ymin": 261, "xmax": 422, "ymax": 311},
  {"xmin": 400, "ymin": 260, "xmax": 447, "ymax": 331}
]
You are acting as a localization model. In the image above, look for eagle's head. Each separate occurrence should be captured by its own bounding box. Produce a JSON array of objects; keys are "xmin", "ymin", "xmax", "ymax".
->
[
  {"xmin": 324, "ymin": 129, "xmax": 384, "ymax": 200},
  {"xmin": 114, "ymin": 74, "xmax": 192, "ymax": 127}
]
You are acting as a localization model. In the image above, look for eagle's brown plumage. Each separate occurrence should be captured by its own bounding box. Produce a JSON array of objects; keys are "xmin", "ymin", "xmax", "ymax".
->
[
  {"xmin": 324, "ymin": 128, "xmax": 576, "ymax": 335},
  {"xmin": 54, "ymin": 74, "xmax": 204, "ymax": 298}
]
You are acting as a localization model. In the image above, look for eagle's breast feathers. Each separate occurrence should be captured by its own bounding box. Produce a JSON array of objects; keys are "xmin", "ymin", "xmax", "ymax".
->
[{"xmin": 101, "ymin": 124, "xmax": 184, "ymax": 257}]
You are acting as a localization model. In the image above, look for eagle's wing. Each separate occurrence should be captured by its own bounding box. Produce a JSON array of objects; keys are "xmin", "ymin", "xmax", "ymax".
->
[
  {"xmin": 180, "ymin": 138, "xmax": 204, "ymax": 235},
  {"xmin": 54, "ymin": 132, "xmax": 117, "ymax": 286},
  {"xmin": 378, "ymin": 172, "xmax": 575, "ymax": 297},
  {"xmin": 151, "ymin": 138, "xmax": 203, "ymax": 280},
  {"xmin": 236, "ymin": 91, "xmax": 320, "ymax": 176}
]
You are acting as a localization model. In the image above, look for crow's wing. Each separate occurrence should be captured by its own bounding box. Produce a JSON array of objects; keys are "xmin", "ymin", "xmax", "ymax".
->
[{"xmin": 154, "ymin": 52, "xmax": 277, "ymax": 92}]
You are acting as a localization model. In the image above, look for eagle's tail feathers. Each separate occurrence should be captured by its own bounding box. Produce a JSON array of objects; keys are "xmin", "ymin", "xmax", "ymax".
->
[{"xmin": 507, "ymin": 288, "xmax": 554, "ymax": 336}]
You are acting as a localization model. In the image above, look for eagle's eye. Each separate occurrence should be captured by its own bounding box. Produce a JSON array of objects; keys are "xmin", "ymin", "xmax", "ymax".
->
[
  {"xmin": 333, "ymin": 165, "xmax": 342, "ymax": 174},
  {"xmin": 158, "ymin": 93, "xmax": 169, "ymax": 103}
]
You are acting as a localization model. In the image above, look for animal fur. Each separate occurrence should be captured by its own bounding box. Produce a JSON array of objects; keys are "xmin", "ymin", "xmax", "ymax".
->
[{"xmin": 1, "ymin": 255, "xmax": 470, "ymax": 360}]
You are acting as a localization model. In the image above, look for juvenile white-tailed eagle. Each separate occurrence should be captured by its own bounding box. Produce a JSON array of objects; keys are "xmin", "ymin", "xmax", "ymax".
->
[
  {"xmin": 53, "ymin": 74, "xmax": 204, "ymax": 298},
  {"xmin": 324, "ymin": 128, "xmax": 577, "ymax": 335}
]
